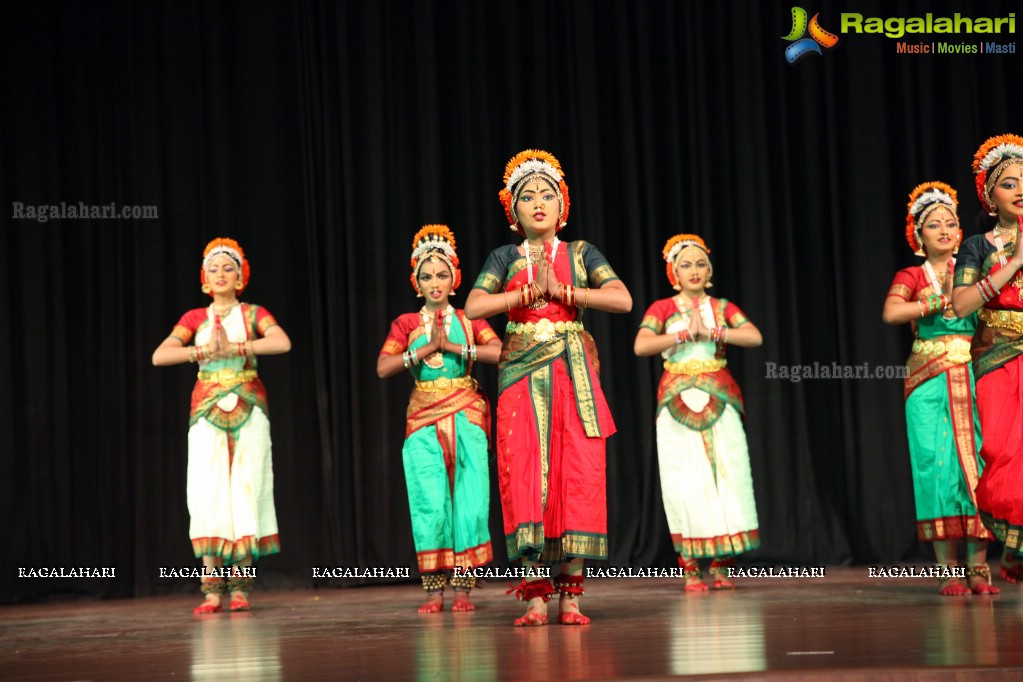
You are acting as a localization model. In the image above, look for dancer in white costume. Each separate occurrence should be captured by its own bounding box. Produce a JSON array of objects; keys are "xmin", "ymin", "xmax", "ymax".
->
[
  {"xmin": 153, "ymin": 238, "xmax": 291, "ymax": 613},
  {"xmin": 634, "ymin": 233, "xmax": 762, "ymax": 591}
]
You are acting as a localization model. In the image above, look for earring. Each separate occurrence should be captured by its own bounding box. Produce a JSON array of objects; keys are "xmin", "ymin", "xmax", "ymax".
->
[
  {"xmin": 202, "ymin": 283, "xmax": 211, "ymax": 294},
  {"xmin": 235, "ymin": 281, "xmax": 243, "ymax": 290},
  {"xmin": 416, "ymin": 288, "xmax": 424, "ymax": 298}
]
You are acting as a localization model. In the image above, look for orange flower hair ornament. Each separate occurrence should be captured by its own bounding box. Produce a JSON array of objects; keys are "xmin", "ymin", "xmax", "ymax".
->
[
  {"xmin": 200, "ymin": 237, "xmax": 250, "ymax": 296},
  {"xmin": 662, "ymin": 233, "xmax": 712, "ymax": 290},
  {"xmin": 972, "ymin": 133, "xmax": 1023, "ymax": 215},
  {"xmin": 905, "ymin": 181, "xmax": 960, "ymax": 256},
  {"xmin": 409, "ymin": 224, "xmax": 461, "ymax": 294},
  {"xmin": 499, "ymin": 149, "xmax": 571, "ymax": 236}
]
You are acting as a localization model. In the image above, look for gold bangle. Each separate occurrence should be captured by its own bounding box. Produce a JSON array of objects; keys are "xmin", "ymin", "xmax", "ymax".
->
[
  {"xmin": 505, "ymin": 290, "xmax": 514, "ymax": 311},
  {"xmin": 582, "ymin": 287, "xmax": 590, "ymax": 309}
]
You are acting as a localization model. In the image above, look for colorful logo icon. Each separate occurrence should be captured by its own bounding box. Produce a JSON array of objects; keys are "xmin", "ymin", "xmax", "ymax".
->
[{"xmin": 782, "ymin": 7, "xmax": 839, "ymax": 63}]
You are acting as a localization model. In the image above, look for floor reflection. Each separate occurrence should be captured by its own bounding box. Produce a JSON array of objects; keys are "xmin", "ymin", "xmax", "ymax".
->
[
  {"xmin": 666, "ymin": 591, "xmax": 766, "ymax": 675},
  {"xmin": 190, "ymin": 613, "xmax": 282, "ymax": 681},
  {"xmin": 925, "ymin": 596, "xmax": 999, "ymax": 667},
  {"xmin": 10, "ymin": 574, "xmax": 1023, "ymax": 680},
  {"xmin": 415, "ymin": 615, "xmax": 497, "ymax": 682}
]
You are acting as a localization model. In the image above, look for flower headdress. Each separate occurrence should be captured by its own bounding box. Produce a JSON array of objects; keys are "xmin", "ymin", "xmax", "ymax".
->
[
  {"xmin": 200, "ymin": 237, "xmax": 250, "ymax": 296},
  {"xmin": 662, "ymin": 233, "xmax": 712, "ymax": 290},
  {"xmin": 499, "ymin": 149, "xmax": 571, "ymax": 236},
  {"xmin": 972, "ymin": 133, "xmax": 1023, "ymax": 215},
  {"xmin": 905, "ymin": 181, "xmax": 960, "ymax": 256},
  {"xmin": 409, "ymin": 224, "xmax": 460, "ymax": 294}
]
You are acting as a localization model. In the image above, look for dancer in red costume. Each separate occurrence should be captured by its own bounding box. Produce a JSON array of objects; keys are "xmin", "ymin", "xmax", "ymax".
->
[
  {"xmin": 153, "ymin": 238, "xmax": 291, "ymax": 613},
  {"xmin": 377, "ymin": 225, "xmax": 501, "ymax": 613},
  {"xmin": 465, "ymin": 150, "xmax": 632, "ymax": 625},
  {"xmin": 951, "ymin": 134, "xmax": 1023, "ymax": 585}
]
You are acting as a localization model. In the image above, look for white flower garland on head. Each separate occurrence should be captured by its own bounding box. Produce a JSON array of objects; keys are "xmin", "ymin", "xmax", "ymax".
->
[
  {"xmin": 203, "ymin": 245, "xmax": 243, "ymax": 270},
  {"xmin": 506, "ymin": 159, "xmax": 563, "ymax": 193},
  {"xmin": 910, "ymin": 189, "xmax": 956, "ymax": 223},
  {"xmin": 979, "ymin": 143, "xmax": 1023, "ymax": 171},
  {"xmin": 411, "ymin": 235, "xmax": 457, "ymax": 262},
  {"xmin": 664, "ymin": 240, "xmax": 706, "ymax": 265}
]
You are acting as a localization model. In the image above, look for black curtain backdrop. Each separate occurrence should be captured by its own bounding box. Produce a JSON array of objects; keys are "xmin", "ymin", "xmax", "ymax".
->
[{"xmin": 2, "ymin": 0, "xmax": 1018, "ymax": 602}]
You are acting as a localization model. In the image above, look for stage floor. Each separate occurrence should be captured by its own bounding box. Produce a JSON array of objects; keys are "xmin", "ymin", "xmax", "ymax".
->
[{"xmin": 5, "ymin": 567, "xmax": 1023, "ymax": 681}]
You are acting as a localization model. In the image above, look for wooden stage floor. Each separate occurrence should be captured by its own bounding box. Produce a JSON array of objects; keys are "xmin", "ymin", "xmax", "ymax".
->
[{"xmin": 5, "ymin": 567, "xmax": 1023, "ymax": 681}]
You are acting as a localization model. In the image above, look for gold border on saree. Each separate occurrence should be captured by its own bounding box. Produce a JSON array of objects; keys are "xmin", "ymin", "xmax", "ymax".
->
[
  {"xmin": 506, "ymin": 319, "xmax": 584, "ymax": 343},
  {"xmin": 663, "ymin": 358, "xmax": 727, "ymax": 375},
  {"xmin": 979, "ymin": 308, "xmax": 1023, "ymax": 335},
  {"xmin": 414, "ymin": 376, "xmax": 473, "ymax": 393},
  {"xmin": 911, "ymin": 337, "xmax": 973, "ymax": 364},
  {"xmin": 196, "ymin": 368, "xmax": 258, "ymax": 389}
]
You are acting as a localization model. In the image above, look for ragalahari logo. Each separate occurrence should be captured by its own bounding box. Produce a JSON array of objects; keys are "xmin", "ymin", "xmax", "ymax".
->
[{"xmin": 782, "ymin": 7, "xmax": 839, "ymax": 62}]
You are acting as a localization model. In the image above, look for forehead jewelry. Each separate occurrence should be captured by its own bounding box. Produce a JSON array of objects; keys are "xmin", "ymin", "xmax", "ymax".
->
[{"xmin": 203, "ymin": 247, "xmax": 242, "ymax": 270}]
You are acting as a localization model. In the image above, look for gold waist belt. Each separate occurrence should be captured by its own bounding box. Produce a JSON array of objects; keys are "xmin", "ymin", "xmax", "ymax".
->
[
  {"xmin": 911, "ymin": 337, "xmax": 973, "ymax": 364},
  {"xmin": 415, "ymin": 376, "xmax": 473, "ymax": 393},
  {"xmin": 197, "ymin": 368, "xmax": 258, "ymax": 389},
  {"xmin": 664, "ymin": 358, "xmax": 727, "ymax": 375},
  {"xmin": 506, "ymin": 319, "xmax": 584, "ymax": 343},
  {"xmin": 979, "ymin": 308, "xmax": 1023, "ymax": 335}
]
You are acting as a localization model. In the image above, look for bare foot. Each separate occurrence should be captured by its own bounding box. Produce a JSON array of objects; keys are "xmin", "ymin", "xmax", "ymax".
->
[
  {"xmin": 938, "ymin": 576, "xmax": 971, "ymax": 596},
  {"xmin": 452, "ymin": 591, "xmax": 475, "ymax": 612},
  {"xmin": 710, "ymin": 559, "xmax": 736, "ymax": 589},
  {"xmin": 513, "ymin": 597, "xmax": 548, "ymax": 626},
  {"xmin": 229, "ymin": 591, "xmax": 251, "ymax": 611},
  {"xmin": 680, "ymin": 558, "xmax": 708, "ymax": 592},
  {"xmin": 193, "ymin": 594, "xmax": 222, "ymax": 614},
  {"xmin": 557, "ymin": 594, "xmax": 589, "ymax": 625},
  {"xmin": 968, "ymin": 565, "xmax": 1000, "ymax": 595},
  {"xmin": 1001, "ymin": 552, "xmax": 1023, "ymax": 584},
  {"xmin": 418, "ymin": 592, "xmax": 444, "ymax": 614}
]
